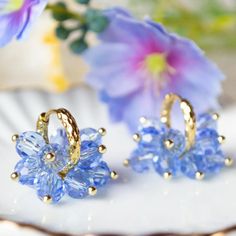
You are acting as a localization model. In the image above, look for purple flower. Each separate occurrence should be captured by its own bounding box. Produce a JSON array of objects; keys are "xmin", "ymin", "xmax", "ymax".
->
[
  {"xmin": 0, "ymin": 0, "xmax": 47, "ymax": 47},
  {"xmin": 84, "ymin": 8, "xmax": 224, "ymax": 132}
]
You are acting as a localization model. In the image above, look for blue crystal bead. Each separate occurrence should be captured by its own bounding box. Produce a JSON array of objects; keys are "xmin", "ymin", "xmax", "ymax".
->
[
  {"xmin": 39, "ymin": 144, "xmax": 69, "ymax": 173},
  {"xmin": 80, "ymin": 128, "xmax": 102, "ymax": 144},
  {"xmin": 16, "ymin": 132, "xmax": 45, "ymax": 159},
  {"xmin": 181, "ymin": 152, "xmax": 205, "ymax": 179},
  {"xmin": 14, "ymin": 158, "xmax": 41, "ymax": 186},
  {"xmin": 88, "ymin": 161, "xmax": 111, "ymax": 187},
  {"xmin": 153, "ymin": 152, "xmax": 181, "ymax": 177},
  {"xmin": 36, "ymin": 171, "xmax": 65, "ymax": 203},
  {"xmin": 78, "ymin": 141, "xmax": 102, "ymax": 169},
  {"xmin": 160, "ymin": 129, "xmax": 185, "ymax": 156},
  {"xmin": 195, "ymin": 128, "xmax": 220, "ymax": 155},
  {"xmin": 64, "ymin": 169, "xmax": 91, "ymax": 199},
  {"xmin": 129, "ymin": 149, "xmax": 154, "ymax": 173},
  {"xmin": 203, "ymin": 150, "xmax": 225, "ymax": 174},
  {"xmin": 181, "ymin": 150, "xmax": 225, "ymax": 179},
  {"xmin": 50, "ymin": 129, "xmax": 69, "ymax": 149},
  {"xmin": 197, "ymin": 113, "xmax": 217, "ymax": 130},
  {"xmin": 138, "ymin": 127, "xmax": 162, "ymax": 150}
]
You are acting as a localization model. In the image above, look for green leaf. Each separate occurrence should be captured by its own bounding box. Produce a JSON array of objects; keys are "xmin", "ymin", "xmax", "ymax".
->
[
  {"xmin": 75, "ymin": 0, "xmax": 90, "ymax": 4},
  {"xmin": 51, "ymin": 2, "xmax": 71, "ymax": 21},
  {"xmin": 85, "ymin": 9, "xmax": 109, "ymax": 32},
  {"xmin": 70, "ymin": 39, "xmax": 88, "ymax": 54},
  {"xmin": 56, "ymin": 25, "xmax": 70, "ymax": 40},
  {"xmin": 89, "ymin": 16, "xmax": 109, "ymax": 32}
]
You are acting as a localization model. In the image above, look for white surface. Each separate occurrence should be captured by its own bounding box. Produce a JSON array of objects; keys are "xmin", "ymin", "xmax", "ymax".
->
[{"xmin": 0, "ymin": 87, "xmax": 236, "ymax": 235}]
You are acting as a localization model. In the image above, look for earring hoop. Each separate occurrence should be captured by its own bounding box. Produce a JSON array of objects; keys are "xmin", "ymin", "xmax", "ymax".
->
[
  {"xmin": 160, "ymin": 93, "xmax": 196, "ymax": 151},
  {"xmin": 36, "ymin": 109, "xmax": 80, "ymax": 178}
]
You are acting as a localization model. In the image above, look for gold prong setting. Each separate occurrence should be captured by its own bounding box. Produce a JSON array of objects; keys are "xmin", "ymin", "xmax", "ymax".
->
[
  {"xmin": 98, "ymin": 127, "xmax": 106, "ymax": 136},
  {"xmin": 133, "ymin": 133, "xmax": 141, "ymax": 142},
  {"xmin": 164, "ymin": 139, "xmax": 174, "ymax": 150},
  {"xmin": 163, "ymin": 172, "xmax": 172, "ymax": 180},
  {"xmin": 195, "ymin": 171, "xmax": 205, "ymax": 180},
  {"xmin": 11, "ymin": 172, "xmax": 20, "ymax": 181},
  {"xmin": 212, "ymin": 112, "xmax": 219, "ymax": 120},
  {"xmin": 11, "ymin": 134, "xmax": 19, "ymax": 142},
  {"xmin": 98, "ymin": 144, "xmax": 107, "ymax": 154},
  {"xmin": 123, "ymin": 159, "xmax": 129, "ymax": 167},
  {"xmin": 110, "ymin": 171, "xmax": 119, "ymax": 180},
  {"xmin": 88, "ymin": 186, "xmax": 97, "ymax": 196},
  {"xmin": 218, "ymin": 135, "xmax": 226, "ymax": 144},
  {"xmin": 45, "ymin": 152, "xmax": 56, "ymax": 162},
  {"xmin": 43, "ymin": 195, "xmax": 52, "ymax": 204},
  {"xmin": 225, "ymin": 157, "xmax": 233, "ymax": 167}
]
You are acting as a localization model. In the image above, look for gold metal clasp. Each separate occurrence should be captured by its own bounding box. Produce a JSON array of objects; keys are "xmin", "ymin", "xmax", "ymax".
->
[
  {"xmin": 160, "ymin": 93, "xmax": 196, "ymax": 151},
  {"xmin": 36, "ymin": 108, "xmax": 81, "ymax": 178}
]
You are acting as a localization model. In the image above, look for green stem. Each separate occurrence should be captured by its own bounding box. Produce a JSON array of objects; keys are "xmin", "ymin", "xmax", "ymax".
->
[{"xmin": 45, "ymin": 4, "xmax": 85, "ymax": 23}]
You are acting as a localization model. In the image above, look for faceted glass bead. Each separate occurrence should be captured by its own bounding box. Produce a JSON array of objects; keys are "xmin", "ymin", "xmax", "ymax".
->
[
  {"xmin": 15, "ymin": 158, "xmax": 41, "ymax": 186},
  {"xmin": 50, "ymin": 129, "xmax": 69, "ymax": 149},
  {"xmin": 197, "ymin": 113, "xmax": 217, "ymax": 130},
  {"xmin": 39, "ymin": 144, "xmax": 69, "ymax": 173},
  {"xmin": 80, "ymin": 128, "xmax": 102, "ymax": 144},
  {"xmin": 181, "ymin": 152, "xmax": 205, "ymax": 179},
  {"xmin": 78, "ymin": 141, "xmax": 102, "ymax": 169},
  {"xmin": 36, "ymin": 171, "xmax": 65, "ymax": 203},
  {"xmin": 16, "ymin": 132, "xmax": 45, "ymax": 159},
  {"xmin": 88, "ymin": 161, "xmax": 111, "ymax": 187},
  {"xmin": 160, "ymin": 129, "xmax": 185, "ymax": 156},
  {"xmin": 64, "ymin": 169, "xmax": 91, "ymax": 199},
  {"xmin": 203, "ymin": 150, "xmax": 225, "ymax": 174},
  {"xmin": 138, "ymin": 127, "xmax": 162, "ymax": 151},
  {"xmin": 195, "ymin": 128, "xmax": 220, "ymax": 155},
  {"xmin": 129, "ymin": 148, "xmax": 154, "ymax": 173},
  {"xmin": 181, "ymin": 150, "xmax": 225, "ymax": 179},
  {"xmin": 153, "ymin": 152, "xmax": 181, "ymax": 177}
]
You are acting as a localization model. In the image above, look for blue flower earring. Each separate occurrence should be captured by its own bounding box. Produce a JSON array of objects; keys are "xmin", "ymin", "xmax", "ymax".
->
[
  {"xmin": 11, "ymin": 108, "xmax": 118, "ymax": 204},
  {"xmin": 124, "ymin": 93, "xmax": 233, "ymax": 180}
]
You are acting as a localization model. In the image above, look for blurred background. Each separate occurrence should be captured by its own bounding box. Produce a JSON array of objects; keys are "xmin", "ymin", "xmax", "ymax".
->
[
  {"xmin": 0, "ymin": 1, "xmax": 236, "ymax": 235},
  {"xmin": 0, "ymin": 0, "xmax": 235, "ymax": 106}
]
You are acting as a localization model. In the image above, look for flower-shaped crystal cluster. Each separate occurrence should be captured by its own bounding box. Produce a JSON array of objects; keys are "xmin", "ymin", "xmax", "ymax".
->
[
  {"xmin": 127, "ymin": 113, "xmax": 232, "ymax": 180},
  {"xmin": 12, "ymin": 128, "xmax": 117, "ymax": 203}
]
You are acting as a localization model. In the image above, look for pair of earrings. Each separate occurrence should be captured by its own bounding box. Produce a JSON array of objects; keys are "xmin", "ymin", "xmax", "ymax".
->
[{"xmin": 10, "ymin": 93, "xmax": 232, "ymax": 204}]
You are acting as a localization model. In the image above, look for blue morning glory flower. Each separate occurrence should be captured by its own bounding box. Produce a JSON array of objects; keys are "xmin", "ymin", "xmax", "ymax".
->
[
  {"xmin": 84, "ymin": 7, "xmax": 224, "ymax": 132},
  {"xmin": 0, "ymin": 0, "xmax": 48, "ymax": 47}
]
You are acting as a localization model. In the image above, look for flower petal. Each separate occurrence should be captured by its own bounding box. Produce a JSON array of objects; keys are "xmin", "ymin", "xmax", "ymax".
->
[
  {"xmin": 0, "ymin": 14, "xmax": 23, "ymax": 47},
  {"xmin": 0, "ymin": 0, "xmax": 47, "ymax": 46},
  {"xmin": 122, "ymin": 89, "xmax": 161, "ymax": 131},
  {"xmin": 36, "ymin": 171, "xmax": 65, "ymax": 203},
  {"xmin": 64, "ymin": 169, "xmax": 91, "ymax": 199},
  {"xmin": 100, "ymin": 8, "xmax": 169, "ymax": 52},
  {"xmin": 17, "ymin": 0, "xmax": 48, "ymax": 40},
  {"xmin": 14, "ymin": 157, "xmax": 41, "ymax": 186}
]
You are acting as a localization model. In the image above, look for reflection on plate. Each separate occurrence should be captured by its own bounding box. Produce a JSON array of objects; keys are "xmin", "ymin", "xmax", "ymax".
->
[{"xmin": 0, "ymin": 87, "xmax": 236, "ymax": 236}]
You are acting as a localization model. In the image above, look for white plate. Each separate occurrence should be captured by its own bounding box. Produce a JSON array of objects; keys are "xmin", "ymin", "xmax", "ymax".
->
[{"xmin": 0, "ymin": 87, "xmax": 236, "ymax": 236}]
